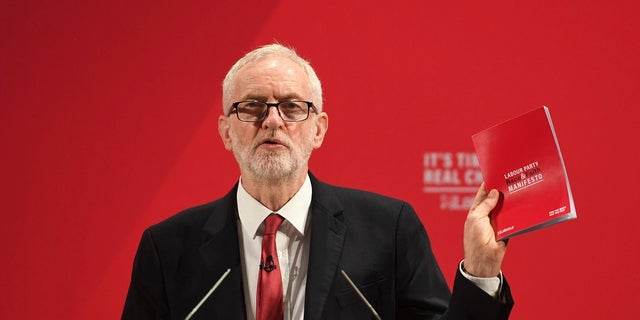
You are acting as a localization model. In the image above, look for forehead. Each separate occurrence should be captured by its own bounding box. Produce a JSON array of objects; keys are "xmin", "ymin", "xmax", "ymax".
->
[{"xmin": 230, "ymin": 56, "xmax": 312, "ymax": 101}]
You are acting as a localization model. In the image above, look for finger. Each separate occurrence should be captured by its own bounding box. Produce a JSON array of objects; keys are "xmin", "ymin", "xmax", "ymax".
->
[
  {"xmin": 469, "ymin": 182, "xmax": 488, "ymax": 211},
  {"xmin": 495, "ymin": 238, "xmax": 509, "ymax": 247}
]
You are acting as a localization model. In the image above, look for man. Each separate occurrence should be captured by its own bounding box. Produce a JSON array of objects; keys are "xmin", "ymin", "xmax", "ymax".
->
[{"xmin": 123, "ymin": 44, "xmax": 513, "ymax": 319}]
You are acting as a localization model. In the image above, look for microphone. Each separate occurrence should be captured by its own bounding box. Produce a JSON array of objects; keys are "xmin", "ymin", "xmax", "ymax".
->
[
  {"xmin": 340, "ymin": 270, "xmax": 382, "ymax": 320},
  {"xmin": 184, "ymin": 268, "xmax": 231, "ymax": 320},
  {"xmin": 259, "ymin": 255, "xmax": 277, "ymax": 272}
]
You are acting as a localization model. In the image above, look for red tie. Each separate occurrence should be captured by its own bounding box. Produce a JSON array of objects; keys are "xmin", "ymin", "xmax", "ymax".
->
[{"xmin": 256, "ymin": 214, "xmax": 284, "ymax": 320}]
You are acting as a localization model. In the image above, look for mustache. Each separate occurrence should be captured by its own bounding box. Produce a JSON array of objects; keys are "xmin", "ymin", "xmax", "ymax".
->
[{"xmin": 254, "ymin": 130, "xmax": 292, "ymax": 149}]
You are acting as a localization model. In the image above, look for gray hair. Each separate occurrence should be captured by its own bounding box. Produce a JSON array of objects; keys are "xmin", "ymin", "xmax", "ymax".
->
[{"xmin": 221, "ymin": 44, "xmax": 323, "ymax": 113}]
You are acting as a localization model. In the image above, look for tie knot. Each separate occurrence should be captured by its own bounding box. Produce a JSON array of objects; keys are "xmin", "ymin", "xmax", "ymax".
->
[{"xmin": 264, "ymin": 214, "xmax": 284, "ymax": 235}]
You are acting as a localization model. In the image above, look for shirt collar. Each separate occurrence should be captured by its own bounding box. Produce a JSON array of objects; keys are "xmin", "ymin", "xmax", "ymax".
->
[{"xmin": 237, "ymin": 174, "xmax": 312, "ymax": 237}]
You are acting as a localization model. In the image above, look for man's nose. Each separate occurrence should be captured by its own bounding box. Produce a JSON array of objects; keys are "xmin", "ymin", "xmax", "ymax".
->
[{"xmin": 262, "ymin": 105, "xmax": 284, "ymax": 128}]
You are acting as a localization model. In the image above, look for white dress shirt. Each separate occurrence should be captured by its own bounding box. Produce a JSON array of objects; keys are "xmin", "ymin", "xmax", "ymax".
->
[{"xmin": 237, "ymin": 175, "xmax": 312, "ymax": 320}]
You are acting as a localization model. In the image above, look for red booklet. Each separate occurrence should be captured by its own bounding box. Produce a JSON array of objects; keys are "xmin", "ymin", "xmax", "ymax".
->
[{"xmin": 472, "ymin": 106, "xmax": 576, "ymax": 240}]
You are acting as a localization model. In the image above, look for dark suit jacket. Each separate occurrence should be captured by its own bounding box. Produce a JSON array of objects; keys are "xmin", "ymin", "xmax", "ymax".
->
[{"xmin": 123, "ymin": 174, "xmax": 513, "ymax": 319}]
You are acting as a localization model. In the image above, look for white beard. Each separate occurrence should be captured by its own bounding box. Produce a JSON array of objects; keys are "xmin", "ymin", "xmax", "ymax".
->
[{"xmin": 231, "ymin": 129, "xmax": 315, "ymax": 181}]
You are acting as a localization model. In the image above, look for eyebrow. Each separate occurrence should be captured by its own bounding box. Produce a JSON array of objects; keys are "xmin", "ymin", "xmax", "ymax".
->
[{"xmin": 240, "ymin": 93, "xmax": 306, "ymax": 102}]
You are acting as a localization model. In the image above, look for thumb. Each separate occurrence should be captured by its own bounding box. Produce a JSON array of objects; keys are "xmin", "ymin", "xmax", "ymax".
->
[{"xmin": 469, "ymin": 183, "xmax": 500, "ymax": 216}]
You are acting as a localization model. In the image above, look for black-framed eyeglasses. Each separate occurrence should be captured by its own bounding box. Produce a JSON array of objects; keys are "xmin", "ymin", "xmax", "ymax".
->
[{"xmin": 228, "ymin": 100, "xmax": 317, "ymax": 122}]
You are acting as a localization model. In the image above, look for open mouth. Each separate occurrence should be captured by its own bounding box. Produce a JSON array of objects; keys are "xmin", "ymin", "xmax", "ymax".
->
[{"xmin": 259, "ymin": 138, "xmax": 286, "ymax": 148}]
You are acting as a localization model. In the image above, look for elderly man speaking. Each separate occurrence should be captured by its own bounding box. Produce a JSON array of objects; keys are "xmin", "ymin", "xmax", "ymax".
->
[{"xmin": 123, "ymin": 44, "xmax": 513, "ymax": 320}]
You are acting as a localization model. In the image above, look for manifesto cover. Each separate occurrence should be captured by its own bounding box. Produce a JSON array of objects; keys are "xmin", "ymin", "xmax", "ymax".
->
[{"xmin": 472, "ymin": 106, "xmax": 576, "ymax": 240}]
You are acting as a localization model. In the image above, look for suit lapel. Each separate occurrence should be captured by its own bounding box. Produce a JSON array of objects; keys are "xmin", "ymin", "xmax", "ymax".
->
[
  {"xmin": 196, "ymin": 184, "xmax": 247, "ymax": 319},
  {"xmin": 304, "ymin": 175, "xmax": 347, "ymax": 320},
  {"xmin": 189, "ymin": 176, "xmax": 347, "ymax": 319}
]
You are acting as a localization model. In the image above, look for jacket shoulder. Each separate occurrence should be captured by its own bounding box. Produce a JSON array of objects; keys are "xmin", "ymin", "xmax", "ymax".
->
[
  {"xmin": 316, "ymin": 178, "xmax": 412, "ymax": 211},
  {"xmin": 145, "ymin": 186, "xmax": 237, "ymax": 241},
  {"xmin": 150, "ymin": 200, "xmax": 217, "ymax": 230}
]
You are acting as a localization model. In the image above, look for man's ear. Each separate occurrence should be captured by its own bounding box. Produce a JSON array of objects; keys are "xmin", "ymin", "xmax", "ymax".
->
[
  {"xmin": 312, "ymin": 112, "xmax": 329, "ymax": 149},
  {"xmin": 218, "ymin": 115, "xmax": 233, "ymax": 151}
]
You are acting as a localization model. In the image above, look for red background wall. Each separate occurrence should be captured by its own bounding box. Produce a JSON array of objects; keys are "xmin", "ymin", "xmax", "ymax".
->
[{"xmin": 2, "ymin": 1, "xmax": 639, "ymax": 318}]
